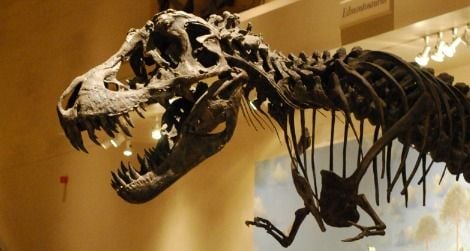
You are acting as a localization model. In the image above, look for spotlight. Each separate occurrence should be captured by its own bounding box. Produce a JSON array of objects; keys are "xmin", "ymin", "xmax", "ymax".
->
[
  {"xmin": 152, "ymin": 127, "xmax": 162, "ymax": 140},
  {"xmin": 123, "ymin": 140, "xmax": 133, "ymax": 157},
  {"xmin": 415, "ymin": 36, "xmax": 431, "ymax": 66},
  {"xmin": 462, "ymin": 24, "xmax": 470, "ymax": 47},
  {"xmin": 110, "ymin": 134, "xmax": 125, "ymax": 148},
  {"xmin": 443, "ymin": 27, "xmax": 462, "ymax": 57},
  {"xmin": 430, "ymin": 32, "xmax": 445, "ymax": 62}
]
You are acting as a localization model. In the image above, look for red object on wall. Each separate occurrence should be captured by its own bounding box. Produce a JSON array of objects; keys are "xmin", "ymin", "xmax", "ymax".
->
[{"xmin": 60, "ymin": 175, "xmax": 68, "ymax": 184}]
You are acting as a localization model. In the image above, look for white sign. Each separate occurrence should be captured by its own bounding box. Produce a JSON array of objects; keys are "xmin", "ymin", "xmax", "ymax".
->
[{"xmin": 340, "ymin": 0, "xmax": 391, "ymax": 27}]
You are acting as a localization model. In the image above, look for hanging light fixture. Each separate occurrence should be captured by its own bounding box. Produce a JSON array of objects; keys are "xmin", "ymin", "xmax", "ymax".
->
[
  {"xmin": 415, "ymin": 36, "xmax": 431, "ymax": 66},
  {"xmin": 462, "ymin": 23, "xmax": 470, "ymax": 47},
  {"xmin": 430, "ymin": 32, "xmax": 446, "ymax": 62},
  {"xmin": 443, "ymin": 27, "xmax": 462, "ymax": 57},
  {"xmin": 123, "ymin": 140, "xmax": 133, "ymax": 157}
]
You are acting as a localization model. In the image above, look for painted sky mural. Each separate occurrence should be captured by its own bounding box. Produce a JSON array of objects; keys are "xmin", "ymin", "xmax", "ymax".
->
[{"xmin": 253, "ymin": 139, "xmax": 470, "ymax": 251}]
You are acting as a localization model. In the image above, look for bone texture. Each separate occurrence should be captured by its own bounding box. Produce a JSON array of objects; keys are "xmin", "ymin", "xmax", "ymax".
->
[{"xmin": 57, "ymin": 10, "xmax": 470, "ymax": 246}]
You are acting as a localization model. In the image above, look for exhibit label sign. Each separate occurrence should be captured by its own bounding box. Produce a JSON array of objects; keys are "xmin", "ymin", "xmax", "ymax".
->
[{"xmin": 340, "ymin": 0, "xmax": 391, "ymax": 27}]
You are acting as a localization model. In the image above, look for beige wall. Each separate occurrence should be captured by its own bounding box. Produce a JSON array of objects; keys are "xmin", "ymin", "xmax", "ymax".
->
[{"xmin": 0, "ymin": 0, "xmax": 469, "ymax": 251}]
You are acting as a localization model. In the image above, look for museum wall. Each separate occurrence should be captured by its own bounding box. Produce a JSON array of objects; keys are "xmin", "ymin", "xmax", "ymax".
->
[{"xmin": 0, "ymin": 1, "xmax": 469, "ymax": 251}]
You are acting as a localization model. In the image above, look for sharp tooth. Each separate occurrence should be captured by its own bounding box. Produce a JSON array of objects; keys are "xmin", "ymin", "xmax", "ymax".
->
[
  {"xmin": 84, "ymin": 121, "xmax": 101, "ymax": 146},
  {"xmin": 122, "ymin": 113, "xmax": 135, "ymax": 128},
  {"xmin": 117, "ymin": 117, "xmax": 132, "ymax": 137},
  {"xmin": 135, "ymin": 107, "xmax": 145, "ymax": 118},
  {"xmin": 99, "ymin": 116, "xmax": 116, "ymax": 138},
  {"xmin": 111, "ymin": 171, "xmax": 127, "ymax": 186},
  {"xmin": 111, "ymin": 180, "xmax": 119, "ymax": 190},
  {"xmin": 64, "ymin": 126, "xmax": 80, "ymax": 151},
  {"xmin": 137, "ymin": 154, "xmax": 145, "ymax": 164},
  {"xmin": 70, "ymin": 123, "xmax": 88, "ymax": 153},
  {"xmin": 146, "ymin": 157, "xmax": 156, "ymax": 171},
  {"xmin": 120, "ymin": 161, "xmax": 129, "ymax": 173},
  {"xmin": 139, "ymin": 103, "xmax": 147, "ymax": 111},
  {"xmin": 119, "ymin": 162, "xmax": 131, "ymax": 183},
  {"xmin": 137, "ymin": 154, "xmax": 145, "ymax": 165},
  {"xmin": 137, "ymin": 154, "xmax": 149, "ymax": 174},
  {"xmin": 142, "ymin": 157, "xmax": 150, "ymax": 173},
  {"xmin": 144, "ymin": 149, "xmax": 152, "ymax": 158},
  {"xmin": 107, "ymin": 117, "xmax": 119, "ymax": 133},
  {"xmin": 128, "ymin": 162, "xmax": 140, "ymax": 179}
]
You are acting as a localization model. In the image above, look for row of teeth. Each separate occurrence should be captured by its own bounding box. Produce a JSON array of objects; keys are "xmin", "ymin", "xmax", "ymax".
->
[
  {"xmin": 108, "ymin": 98, "xmax": 183, "ymax": 188},
  {"xmin": 67, "ymin": 92, "xmax": 187, "ymax": 153},
  {"xmin": 110, "ymin": 125, "xmax": 178, "ymax": 190},
  {"xmin": 63, "ymin": 105, "xmax": 146, "ymax": 153}
]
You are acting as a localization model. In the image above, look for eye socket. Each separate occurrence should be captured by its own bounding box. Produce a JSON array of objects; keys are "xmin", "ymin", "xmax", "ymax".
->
[
  {"xmin": 150, "ymin": 29, "xmax": 183, "ymax": 68},
  {"xmin": 185, "ymin": 22, "xmax": 219, "ymax": 68}
]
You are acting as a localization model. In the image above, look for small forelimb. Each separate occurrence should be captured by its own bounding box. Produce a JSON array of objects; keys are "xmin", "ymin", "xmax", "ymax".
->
[{"xmin": 245, "ymin": 207, "xmax": 310, "ymax": 247}]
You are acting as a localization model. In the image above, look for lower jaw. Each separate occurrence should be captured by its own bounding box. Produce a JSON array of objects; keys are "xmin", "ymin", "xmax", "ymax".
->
[{"xmin": 116, "ymin": 168, "xmax": 183, "ymax": 203}]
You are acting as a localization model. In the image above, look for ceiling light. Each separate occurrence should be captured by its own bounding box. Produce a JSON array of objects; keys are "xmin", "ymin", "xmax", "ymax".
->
[
  {"xmin": 415, "ymin": 36, "xmax": 431, "ymax": 66},
  {"xmin": 152, "ymin": 128, "xmax": 162, "ymax": 140},
  {"xmin": 152, "ymin": 117, "xmax": 163, "ymax": 141},
  {"xmin": 123, "ymin": 140, "xmax": 132, "ymax": 157},
  {"xmin": 110, "ymin": 134, "xmax": 125, "ymax": 148},
  {"xmin": 430, "ymin": 32, "xmax": 445, "ymax": 62},
  {"xmin": 101, "ymin": 141, "xmax": 112, "ymax": 149},
  {"xmin": 462, "ymin": 24, "xmax": 470, "ymax": 47},
  {"xmin": 443, "ymin": 27, "xmax": 462, "ymax": 57}
]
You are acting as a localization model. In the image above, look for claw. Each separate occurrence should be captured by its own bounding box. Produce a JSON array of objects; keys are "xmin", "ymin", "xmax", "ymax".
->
[{"xmin": 342, "ymin": 221, "xmax": 385, "ymax": 242}]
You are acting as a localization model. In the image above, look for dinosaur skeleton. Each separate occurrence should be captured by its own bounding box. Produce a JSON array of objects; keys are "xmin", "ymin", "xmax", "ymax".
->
[{"xmin": 57, "ymin": 10, "xmax": 470, "ymax": 246}]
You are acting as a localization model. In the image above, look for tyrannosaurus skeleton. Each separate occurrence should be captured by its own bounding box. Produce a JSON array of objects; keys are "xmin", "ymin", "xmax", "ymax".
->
[{"xmin": 57, "ymin": 10, "xmax": 470, "ymax": 246}]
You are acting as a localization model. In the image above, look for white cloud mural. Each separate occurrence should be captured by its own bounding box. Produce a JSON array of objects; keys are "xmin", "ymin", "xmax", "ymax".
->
[
  {"xmin": 254, "ymin": 196, "xmax": 267, "ymax": 217},
  {"xmin": 253, "ymin": 139, "xmax": 470, "ymax": 251}
]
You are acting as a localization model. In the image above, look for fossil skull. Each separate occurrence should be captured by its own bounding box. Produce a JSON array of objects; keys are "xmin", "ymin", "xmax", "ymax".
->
[{"xmin": 57, "ymin": 10, "xmax": 247, "ymax": 203}]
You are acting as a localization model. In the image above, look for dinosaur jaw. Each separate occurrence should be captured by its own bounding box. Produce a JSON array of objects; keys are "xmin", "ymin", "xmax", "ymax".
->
[
  {"xmin": 57, "ymin": 66, "xmax": 246, "ymax": 203},
  {"xmin": 111, "ymin": 128, "xmax": 233, "ymax": 203},
  {"xmin": 110, "ymin": 71, "xmax": 245, "ymax": 203}
]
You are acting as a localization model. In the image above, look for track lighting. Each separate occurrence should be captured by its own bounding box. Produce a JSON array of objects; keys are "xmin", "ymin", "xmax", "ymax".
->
[
  {"xmin": 123, "ymin": 140, "xmax": 133, "ymax": 157},
  {"xmin": 417, "ymin": 24, "xmax": 469, "ymax": 65},
  {"xmin": 415, "ymin": 36, "xmax": 431, "ymax": 66},
  {"xmin": 462, "ymin": 24, "xmax": 469, "ymax": 47},
  {"xmin": 443, "ymin": 27, "xmax": 462, "ymax": 57},
  {"xmin": 430, "ymin": 32, "xmax": 445, "ymax": 62}
]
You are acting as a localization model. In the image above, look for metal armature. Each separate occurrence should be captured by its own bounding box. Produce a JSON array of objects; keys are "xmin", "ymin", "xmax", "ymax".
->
[{"xmin": 57, "ymin": 10, "xmax": 470, "ymax": 246}]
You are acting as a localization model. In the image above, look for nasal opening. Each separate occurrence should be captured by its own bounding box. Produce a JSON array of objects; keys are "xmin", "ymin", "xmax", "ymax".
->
[{"xmin": 61, "ymin": 81, "xmax": 83, "ymax": 110}]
